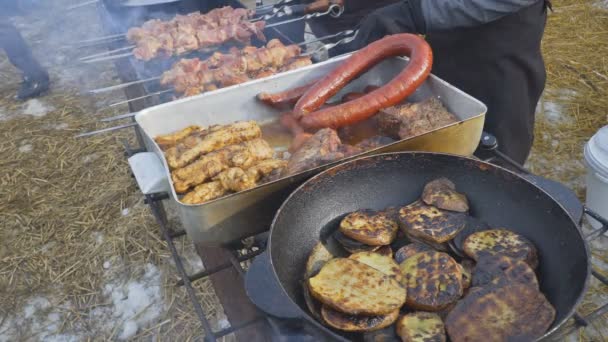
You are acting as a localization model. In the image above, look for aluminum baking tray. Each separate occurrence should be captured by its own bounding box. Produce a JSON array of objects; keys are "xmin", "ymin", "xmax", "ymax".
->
[{"xmin": 135, "ymin": 53, "xmax": 487, "ymax": 245}]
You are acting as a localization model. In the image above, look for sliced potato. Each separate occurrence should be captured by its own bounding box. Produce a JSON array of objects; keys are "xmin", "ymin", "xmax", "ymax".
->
[
  {"xmin": 400, "ymin": 251, "xmax": 463, "ymax": 311},
  {"xmin": 463, "ymin": 229, "xmax": 539, "ymax": 269},
  {"xmin": 459, "ymin": 259, "xmax": 475, "ymax": 290},
  {"xmin": 458, "ymin": 264, "xmax": 471, "ymax": 290},
  {"xmin": 421, "ymin": 177, "xmax": 469, "ymax": 213},
  {"xmin": 321, "ymin": 305, "xmax": 399, "ymax": 332},
  {"xmin": 334, "ymin": 231, "xmax": 381, "ymax": 253},
  {"xmin": 399, "ymin": 201, "xmax": 467, "ymax": 244},
  {"xmin": 363, "ymin": 325, "xmax": 400, "ymax": 342},
  {"xmin": 349, "ymin": 251, "xmax": 403, "ymax": 283},
  {"xmin": 445, "ymin": 284, "xmax": 555, "ymax": 342},
  {"xmin": 396, "ymin": 312, "xmax": 446, "ymax": 342},
  {"xmin": 309, "ymin": 258, "xmax": 406, "ymax": 315},
  {"xmin": 306, "ymin": 241, "xmax": 337, "ymax": 278},
  {"xmin": 472, "ymin": 255, "xmax": 539, "ymax": 290},
  {"xmin": 394, "ymin": 243, "xmax": 433, "ymax": 264},
  {"xmin": 340, "ymin": 210, "xmax": 399, "ymax": 246}
]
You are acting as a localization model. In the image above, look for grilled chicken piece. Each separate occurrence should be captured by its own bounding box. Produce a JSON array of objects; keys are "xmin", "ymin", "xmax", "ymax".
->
[
  {"xmin": 154, "ymin": 125, "xmax": 202, "ymax": 150},
  {"xmin": 181, "ymin": 181, "xmax": 227, "ymax": 205},
  {"xmin": 463, "ymin": 229, "xmax": 539, "ymax": 269},
  {"xmin": 398, "ymin": 200, "xmax": 467, "ymax": 244},
  {"xmin": 396, "ymin": 312, "xmax": 446, "ymax": 342},
  {"xmin": 321, "ymin": 306, "xmax": 399, "ymax": 332},
  {"xmin": 282, "ymin": 128, "xmax": 344, "ymax": 176},
  {"xmin": 214, "ymin": 159, "xmax": 287, "ymax": 193},
  {"xmin": 445, "ymin": 284, "xmax": 555, "ymax": 342},
  {"xmin": 400, "ymin": 251, "xmax": 463, "ymax": 311},
  {"xmin": 309, "ymin": 258, "xmax": 406, "ymax": 315},
  {"xmin": 171, "ymin": 138, "xmax": 273, "ymax": 193},
  {"xmin": 166, "ymin": 121, "xmax": 261, "ymax": 170},
  {"xmin": 422, "ymin": 177, "xmax": 469, "ymax": 213},
  {"xmin": 377, "ymin": 98, "xmax": 458, "ymax": 140}
]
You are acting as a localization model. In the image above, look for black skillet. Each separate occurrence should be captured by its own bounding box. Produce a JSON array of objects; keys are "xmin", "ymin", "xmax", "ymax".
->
[{"xmin": 245, "ymin": 152, "xmax": 592, "ymax": 341}]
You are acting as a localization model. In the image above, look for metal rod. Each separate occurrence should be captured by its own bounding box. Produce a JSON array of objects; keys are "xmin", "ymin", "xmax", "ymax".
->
[
  {"xmin": 106, "ymin": 89, "xmax": 174, "ymax": 108},
  {"xmin": 75, "ymin": 122, "xmax": 137, "ymax": 138},
  {"xmin": 175, "ymin": 248, "xmax": 265, "ymax": 286},
  {"xmin": 302, "ymin": 30, "xmax": 357, "ymax": 57},
  {"xmin": 73, "ymin": 33, "xmax": 126, "ymax": 46},
  {"xmin": 82, "ymin": 51, "xmax": 134, "ymax": 63},
  {"xmin": 88, "ymin": 76, "xmax": 161, "ymax": 94},
  {"xmin": 256, "ymin": 0, "xmax": 294, "ymax": 11},
  {"xmin": 67, "ymin": 0, "xmax": 98, "ymax": 11},
  {"xmin": 213, "ymin": 317, "xmax": 265, "ymax": 338},
  {"xmin": 265, "ymin": 4, "xmax": 341, "ymax": 29},
  {"xmin": 101, "ymin": 112, "xmax": 137, "ymax": 122},
  {"xmin": 80, "ymin": 45, "xmax": 136, "ymax": 61}
]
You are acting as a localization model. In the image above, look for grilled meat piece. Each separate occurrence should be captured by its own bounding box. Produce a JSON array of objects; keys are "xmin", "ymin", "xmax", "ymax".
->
[
  {"xmin": 154, "ymin": 125, "xmax": 202, "ymax": 150},
  {"xmin": 283, "ymin": 128, "xmax": 344, "ymax": 176},
  {"xmin": 377, "ymin": 97, "xmax": 458, "ymax": 140},
  {"xmin": 181, "ymin": 181, "xmax": 227, "ymax": 204},
  {"xmin": 214, "ymin": 158, "xmax": 287, "ymax": 192},
  {"xmin": 166, "ymin": 121, "xmax": 262, "ymax": 170},
  {"xmin": 171, "ymin": 138, "xmax": 273, "ymax": 192}
]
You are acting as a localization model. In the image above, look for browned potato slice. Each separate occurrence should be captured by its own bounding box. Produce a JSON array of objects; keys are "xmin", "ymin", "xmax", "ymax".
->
[
  {"xmin": 422, "ymin": 177, "xmax": 469, "ymax": 213},
  {"xmin": 363, "ymin": 325, "xmax": 400, "ymax": 341},
  {"xmin": 463, "ymin": 229, "xmax": 539, "ymax": 269},
  {"xmin": 309, "ymin": 258, "xmax": 406, "ymax": 315},
  {"xmin": 459, "ymin": 259, "xmax": 475, "ymax": 290},
  {"xmin": 394, "ymin": 243, "xmax": 433, "ymax": 264},
  {"xmin": 306, "ymin": 242, "xmax": 336, "ymax": 278},
  {"xmin": 340, "ymin": 210, "xmax": 399, "ymax": 246},
  {"xmin": 472, "ymin": 255, "xmax": 539, "ymax": 289},
  {"xmin": 321, "ymin": 305, "xmax": 399, "ymax": 332},
  {"xmin": 400, "ymin": 251, "xmax": 463, "ymax": 311},
  {"xmin": 349, "ymin": 251, "xmax": 403, "ymax": 283},
  {"xmin": 396, "ymin": 312, "xmax": 446, "ymax": 342},
  {"xmin": 445, "ymin": 284, "xmax": 555, "ymax": 342},
  {"xmin": 334, "ymin": 231, "xmax": 381, "ymax": 254},
  {"xmin": 458, "ymin": 264, "xmax": 471, "ymax": 290},
  {"xmin": 399, "ymin": 201, "xmax": 467, "ymax": 244}
]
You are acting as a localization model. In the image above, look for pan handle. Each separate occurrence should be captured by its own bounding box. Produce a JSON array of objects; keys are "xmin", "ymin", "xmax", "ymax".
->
[
  {"xmin": 583, "ymin": 206, "xmax": 608, "ymax": 241},
  {"xmin": 245, "ymin": 251, "xmax": 303, "ymax": 319}
]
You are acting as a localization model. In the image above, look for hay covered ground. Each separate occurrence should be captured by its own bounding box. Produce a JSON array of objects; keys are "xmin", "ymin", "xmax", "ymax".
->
[{"xmin": 0, "ymin": 0, "xmax": 607, "ymax": 341}]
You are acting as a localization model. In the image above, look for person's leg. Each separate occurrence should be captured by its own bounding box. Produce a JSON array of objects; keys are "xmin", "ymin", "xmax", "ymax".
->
[{"xmin": 0, "ymin": 20, "xmax": 49, "ymax": 99}]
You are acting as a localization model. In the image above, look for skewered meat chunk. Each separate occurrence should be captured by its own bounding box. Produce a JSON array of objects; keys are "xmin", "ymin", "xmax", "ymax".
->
[
  {"xmin": 154, "ymin": 125, "xmax": 203, "ymax": 150},
  {"xmin": 166, "ymin": 121, "xmax": 262, "ymax": 170},
  {"xmin": 377, "ymin": 98, "xmax": 459, "ymax": 140},
  {"xmin": 171, "ymin": 138, "xmax": 273, "ymax": 193},
  {"xmin": 181, "ymin": 181, "xmax": 227, "ymax": 204}
]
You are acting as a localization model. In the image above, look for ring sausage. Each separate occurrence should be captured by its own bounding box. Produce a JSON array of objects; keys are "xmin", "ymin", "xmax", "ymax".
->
[
  {"xmin": 294, "ymin": 34, "xmax": 433, "ymax": 129},
  {"xmin": 257, "ymin": 78, "xmax": 321, "ymax": 109}
]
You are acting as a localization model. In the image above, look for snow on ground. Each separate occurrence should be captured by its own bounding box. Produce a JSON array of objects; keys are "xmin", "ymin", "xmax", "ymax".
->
[
  {"xmin": 22, "ymin": 99, "xmax": 55, "ymax": 118},
  {"xmin": 92, "ymin": 263, "xmax": 164, "ymax": 340},
  {"xmin": 18, "ymin": 143, "xmax": 33, "ymax": 153}
]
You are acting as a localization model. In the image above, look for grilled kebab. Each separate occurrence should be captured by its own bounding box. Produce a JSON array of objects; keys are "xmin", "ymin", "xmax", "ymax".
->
[
  {"xmin": 126, "ymin": 7, "xmax": 266, "ymax": 61},
  {"xmin": 160, "ymin": 39, "xmax": 312, "ymax": 97}
]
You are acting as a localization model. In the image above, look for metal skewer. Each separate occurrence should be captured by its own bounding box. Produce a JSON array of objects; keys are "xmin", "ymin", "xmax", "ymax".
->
[
  {"xmin": 87, "ymin": 30, "xmax": 355, "ymax": 95},
  {"xmin": 79, "ymin": 45, "xmax": 136, "ymax": 61},
  {"xmin": 107, "ymin": 88, "xmax": 174, "ymax": 108},
  {"xmin": 75, "ymin": 122, "xmax": 137, "ymax": 138},
  {"xmin": 67, "ymin": 0, "xmax": 98, "ymax": 11},
  {"xmin": 101, "ymin": 112, "xmax": 140, "ymax": 122}
]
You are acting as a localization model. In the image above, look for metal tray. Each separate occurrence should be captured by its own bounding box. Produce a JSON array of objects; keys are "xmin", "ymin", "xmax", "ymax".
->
[{"xmin": 135, "ymin": 53, "xmax": 487, "ymax": 245}]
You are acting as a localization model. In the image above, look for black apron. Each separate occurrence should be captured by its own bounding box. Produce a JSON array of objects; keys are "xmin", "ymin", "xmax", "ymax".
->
[{"xmin": 427, "ymin": 0, "xmax": 549, "ymax": 164}]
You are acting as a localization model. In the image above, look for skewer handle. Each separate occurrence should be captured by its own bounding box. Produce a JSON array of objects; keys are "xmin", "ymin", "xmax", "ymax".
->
[
  {"xmin": 265, "ymin": 4, "xmax": 343, "ymax": 28},
  {"xmin": 75, "ymin": 122, "xmax": 138, "ymax": 138}
]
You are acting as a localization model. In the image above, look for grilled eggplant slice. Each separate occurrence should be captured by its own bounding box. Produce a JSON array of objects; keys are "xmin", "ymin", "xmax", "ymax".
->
[
  {"xmin": 463, "ymin": 229, "xmax": 539, "ymax": 269},
  {"xmin": 340, "ymin": 210, "xmax": 399, "ymax": 246},
  {"xmin": 400, "ymin": 251, "xmax": 463, "ymax": 311},
  {"xmin": 321, "ymin": 305, "xmax": 399, "ymax": 332},
  {"xmin": 394, "ymin": 243, "xmax": 433, "ymax": 264},
  {"xmin": 334, "ymin": 231, "xmax": 381, "ymax": 253},
  {"xmin": 349, "ymin": 251, "xmax": 403, "ymax": 283},
  {"xmin": 376, "ymin": 245, "xmax": 393, "ymax": 257},
  {"xmin": 306, "ymin": 241, "xmax": 338, "ymax": 278},
  {"xmin": 396, "ymin": 312, "xmax": 446, "ymax": 342},
  {"xmin": 422, "ymin": 177, "xmax": 469, "ymax": 213},
  {"xmin": 309, "ymin": 258, "xmax": 406, "ymax": 315},
  {"xmin": 472, "ymin": 255, "xmax": 539, "ymax": 289},
  {"xmin": 445, "ymin": 284, "xmax": 555, "ymax": 342},
  {"xmin": 399, "ymin": 201, "xmax": 467, "ymax": 244}
]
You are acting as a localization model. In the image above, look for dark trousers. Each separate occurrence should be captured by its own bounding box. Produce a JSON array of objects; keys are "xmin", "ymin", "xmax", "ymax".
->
[{"xmin": 0, "ymin": 19, "xmax": 46, "ymax": 78}]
